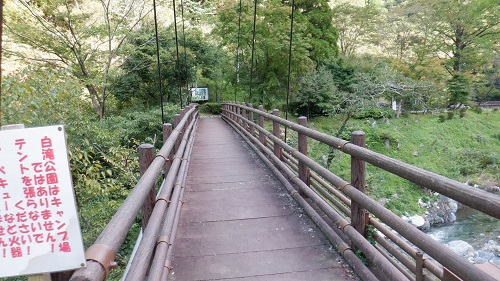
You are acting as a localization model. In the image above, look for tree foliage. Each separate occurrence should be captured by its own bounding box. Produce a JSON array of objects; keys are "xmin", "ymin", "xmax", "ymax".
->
[
  {"xmin": 291, "ymin": 66, "xmax": 338, "ymax": 119},
  {"xmin": 114, "ymin": 26, "xmax": 229, "ymax": 106},
  {"xmin": 213, "ymin": 0, "xmax": 338, "ymax": 108},
  {"xmin": 1, "ymin": 66, "xmax": 92, "ymax": 126},
  {"xmin": 293, "ymin": 0, "xmax": 339, "ymax": 62},
  {"xmin": 331, "ymin": 3, "xmax": 382, "ymax": 56},
  {"xmin": 5, "ymin": 0, "xmax": 154, "ymax": 118},
  {"xmin": 447, "ymin": 73, "xmax": 471, "ymax": 107},
  {"xmin": 398, "ymin": 0, "xmax": 500, "ymax": 74}
]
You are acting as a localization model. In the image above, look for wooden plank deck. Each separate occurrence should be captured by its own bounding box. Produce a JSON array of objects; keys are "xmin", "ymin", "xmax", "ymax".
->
[{"xmin": 170, "ymin": 117, "xmax": 359, "ymax": 281}]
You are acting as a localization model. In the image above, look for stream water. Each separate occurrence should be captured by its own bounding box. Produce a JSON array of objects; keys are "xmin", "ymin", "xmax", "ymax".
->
[{"xmin": 426, "ymin": 207, "xmax": 500, "ymax": 251}]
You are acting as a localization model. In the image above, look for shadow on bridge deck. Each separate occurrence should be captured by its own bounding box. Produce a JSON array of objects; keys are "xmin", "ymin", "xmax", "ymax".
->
[{"xmin": 170, "ymin": 117, "xmax": 359, "ymax": 281}]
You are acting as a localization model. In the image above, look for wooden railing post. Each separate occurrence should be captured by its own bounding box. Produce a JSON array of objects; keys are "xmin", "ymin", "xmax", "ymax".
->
[
  {"xmin": 163, "ymin": 123, "xmax": 173, "ymax": 174},
  {"xmin": 237, "ymin": 104, "xmax": 242, "ymax": 125},
  {"xmin": 232, "ymin": 103, "xmax": 236, "ymax": 122},
  {"xmin": 351, "ymin": 130, "xmax": 367, "ymax": 250},
  {"xmin": 298, "ymin": 116, "xmax": 310, "ymax": 186},
  {"xmin": 138, "ymin": 144, "xmax": 155, "ymax": 229},
  {"xmin": 248, "ymin": 103, "xmax": 255, "ymax": 136},
  {"xmin": 416, "ymin": 251, "xmax": 424, "ymax": 281},
  {"xmin": 272, "ymin": 109, "xmax": 283, "ymax": 160},
  {"xmin": 258, "ymin": 105, "xmax": 266, "ymax": 145},
  {"xmin": 186, "ymin": 105, "xmax": 191, "ymax": 124},
  {"xmin": 180, "ymin": 108, "xmax": 186, "ymax": 120},
  {"xmin": 241, "ymin": 102, "xmax": 247, "ymax": 131}
]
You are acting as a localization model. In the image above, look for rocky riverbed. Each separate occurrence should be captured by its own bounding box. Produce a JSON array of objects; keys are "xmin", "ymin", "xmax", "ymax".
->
[{"xmin": 402, "ymin": 195, "xmax": 500, "ymax": 266}]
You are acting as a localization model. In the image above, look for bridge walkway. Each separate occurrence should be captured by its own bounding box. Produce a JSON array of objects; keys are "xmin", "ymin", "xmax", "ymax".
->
[{"xmin": 170, "ymin": 117, "xmax": 358, "ymax": 280}]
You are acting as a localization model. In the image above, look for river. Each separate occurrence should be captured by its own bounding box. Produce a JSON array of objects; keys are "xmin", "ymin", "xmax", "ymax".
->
[{"xmin": 426, "ymin": 207, "xmax": 500, "ymax": 251}]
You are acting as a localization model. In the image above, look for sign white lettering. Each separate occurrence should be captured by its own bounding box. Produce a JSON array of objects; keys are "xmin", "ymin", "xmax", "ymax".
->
[
  {"xmin": 0, "ymin": 125, "xmax": 85, "ymax": 278},
  {"xmin": 191, "ymin": 87, "xmax": 209, "ymax": 101}
]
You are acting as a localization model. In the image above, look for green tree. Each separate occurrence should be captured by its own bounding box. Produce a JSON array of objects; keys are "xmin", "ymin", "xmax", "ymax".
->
[
  {"xmin": 323, "ymin": 56, "xmax": 358, "ymax": 92},
  {"xmin": 383, "ymin": 4, "xmax": 426, "ymax": 61},
  {"xmin": 447, "ymin": 73, "xmax": 471, "ymax": 107},
  {"xmin": 471, "ymin": 55, "xmax": 500, "ymax": 104},
  {"xmin": 402, "ymin": 0, "xmax": 499, "ymax": 74},
  {"xmin": 4, "ymin": 0, "xmax": 153, "ymax": 118},
  {"xmin": 294, "ymin": 0, "xmax": 339, "ymax": 62},
  {"xmin": 114, "ymin": 26, "xmax": 229, "ymax": 106},
  {"xmin": 331, "ymin": 3, "xmax": 382, "ymax": 56},
  {"xmin": 1, "ymin": 66, "xmax": 91, "ymax": 126},
  {"xmin": 213, "ymin": 0, "xmax": 338, "ymax": 108},
  {"xmin": 290, "ymin": 66, "xmax": 338, "ymax": 119}
]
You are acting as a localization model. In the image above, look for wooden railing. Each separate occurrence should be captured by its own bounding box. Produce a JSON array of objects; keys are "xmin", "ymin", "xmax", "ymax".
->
[
  {"xmin": 222, "ymin": 102, "xmax": 499, "ymax": 281},
  {"xmin": 70, "ymin": 104, "xmax": 199, "ymax": 281}
]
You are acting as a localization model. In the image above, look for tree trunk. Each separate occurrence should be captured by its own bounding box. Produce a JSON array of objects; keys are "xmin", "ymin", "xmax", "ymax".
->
[
  {"xmin": 396, "ymin": 99, "xmax": 403, "ymax": 118},
  {"xmin": 86, "ymin": 84, "xmax": 103, "ymax": 118},
  {"xmin": 327, "ymin": 112, "xmax": 352, "ymax": 167},
  {"xmin": 453, "ymin": 27, "xmax": 466, "ymax": 73}
]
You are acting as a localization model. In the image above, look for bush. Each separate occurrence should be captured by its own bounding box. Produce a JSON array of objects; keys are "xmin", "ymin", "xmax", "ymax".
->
[
  {"xmin": 454, "ymin": 149, "xmax": 498, "ymax": 176},
  {"xmin": 352, "ymin": 107, "xmax": 393, "ymax": 119},
  {"xmin": 66, "ymin": 104, "xmax": 178, "ymax": 149},
  {"xmin": 367, "ymin": 131, "xmax": 399, "ymax": 148},
  {"xmin": 447, "ymin": 111, "xmax": 454, "ymax": 120},
  {"xmin": 1, "ymin": 66, "xmax": 92, "ymax": 126},
  {"xmin": 200, "ymin": 102, "xmax": 222, "ymax": 114},
  {"xmin": 459, "ymin": 108, "xmax": 466, "ymax": 118},
  {"xmin": 471, "ymin": 106, "xmax": 483, "ymax": 114},
  {"xmin": 438, "ymin": 115, "xmax": 446, "ymax": 123}
]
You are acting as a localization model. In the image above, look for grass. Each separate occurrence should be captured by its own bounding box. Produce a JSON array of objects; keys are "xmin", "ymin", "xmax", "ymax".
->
[{"xmin": 304, "ymin": 109, "xmax": 500, "ymax": 216}]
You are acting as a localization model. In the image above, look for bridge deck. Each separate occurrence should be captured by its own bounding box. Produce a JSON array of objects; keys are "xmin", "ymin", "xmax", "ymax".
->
[{"xmin": 171, "ymin": 117, "xmax": 358, "ymax": 281}]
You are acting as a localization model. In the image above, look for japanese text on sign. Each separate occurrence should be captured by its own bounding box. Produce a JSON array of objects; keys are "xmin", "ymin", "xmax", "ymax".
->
[{"xmin": 0, "ymin": 125, "xmax": 85, "ymax": 278}]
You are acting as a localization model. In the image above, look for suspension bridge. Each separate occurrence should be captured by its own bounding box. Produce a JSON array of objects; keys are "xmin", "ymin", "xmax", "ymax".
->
[{"xmin": 61, "ymin": 103, "xmax": 500, "ymax": 281}]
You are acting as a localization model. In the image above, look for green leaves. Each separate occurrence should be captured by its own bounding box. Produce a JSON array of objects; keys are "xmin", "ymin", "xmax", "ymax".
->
[
  {"xmin": 399, "ymin": 0, "xmax": 500, "ymax": 73},
  {"xmin": 291, "ymin": 66, "xmax": 338, "ymax": 118},
  {"xmin": 115, "ymin": 26, "xmax": 227, "ymax": 106},
  {"xmin": 212, "ymin": 0, "xmax": 337, "ymax": 108},
  {"xmin": 447, "ymin": 73, "xmax": 471, "ymax": 106},
  {"xmin": 5, "ymin": 0, "xmax": 155, "ymax": 118},
  {"xmin": 331, "ymin": 3, "xmax": 382, "ymax": 56},
  {"xmin": 1, "ymin": 66, "xmax": 91, "ymax": 126}
]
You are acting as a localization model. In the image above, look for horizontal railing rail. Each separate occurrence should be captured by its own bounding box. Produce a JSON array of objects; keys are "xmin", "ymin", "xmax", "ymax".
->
[
  {"xmin": 222, "ymin": 102, "xmax": 498, "ymax": 281},
  {"xmin": 70, "ymin": 104, "xmax": 199, "ymax": 281}
]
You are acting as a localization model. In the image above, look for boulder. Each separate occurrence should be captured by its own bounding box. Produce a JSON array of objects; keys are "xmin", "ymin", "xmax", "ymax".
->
[
  {"xmin": 446, "ymin": 240, "xmax": 475, "ymax": 259},
  {"xmin": 425, "ymin": 196, "xmax": 458, "ymax": 226},
  {"xmin": 408, "ymin": 215, "xmax": 431, "ymax": 232},
  {"xmin": 481, "ymin": 240, "xmax": 500, "ymax": 256},
  {"xmin": 475, "ymin": 250, "xmax": 495, "ymax": 263}
]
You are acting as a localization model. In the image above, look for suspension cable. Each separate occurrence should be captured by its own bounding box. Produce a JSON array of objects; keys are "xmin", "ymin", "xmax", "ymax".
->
[
  {"xmin": 285, "ymin": 0, "xmax": 295, "ymax": 140},
  {"xmin": 235, "ymin": 0, "xmax": 243, "ymax": 102},
  {"xmin": 153, "ymin": 0, "xmax": 165, "ymax": 123},
  {"xmin": 249, "ymin": 0, "xmax": 257, "ymax": 101},
  {"xmin": 173, "ymin": 0, "xmax": 183, "ymax": 108},
  {"xmin": 180, "ymin": 0, "xmax": 189, "ymax": 104}
]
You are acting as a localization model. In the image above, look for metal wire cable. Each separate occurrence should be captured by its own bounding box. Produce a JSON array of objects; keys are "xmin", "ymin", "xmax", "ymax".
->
[
  {"xmin": 173, "ymin": 0, "xmax": 183, "ymax": 108},
  {"xmin": 180, "ymin": 0, "xmax": 189, "ymax": 104},
  {"xmin": 249, "ymin": 0, "xmax": 257, "ymax": 101},
  {"xmin": 153, "ymin": 0, "xmax": 165, "ymax": 123},
  {"xmin": 285, "ymin": 0, "xmax": 295, "ymax": 140},
  {"xmin": 235, "ymin": 0, "xmax": 243, "ymax": 102}
]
